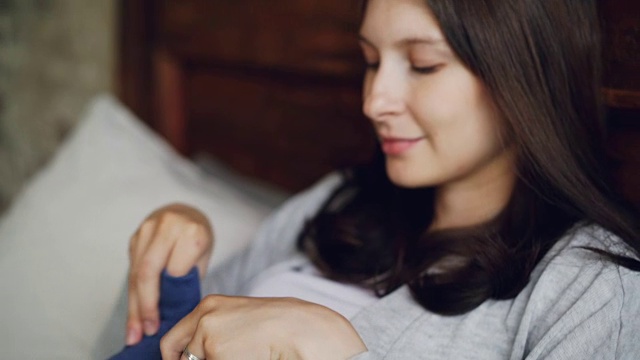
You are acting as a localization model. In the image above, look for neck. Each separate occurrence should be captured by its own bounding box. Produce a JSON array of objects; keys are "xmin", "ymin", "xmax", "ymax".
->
[{"xmin": 430, "ymin": 152, "xmax": 516, "ymax": 232}]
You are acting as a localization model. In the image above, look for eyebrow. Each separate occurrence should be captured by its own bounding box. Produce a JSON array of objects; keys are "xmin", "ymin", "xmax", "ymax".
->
[{"xmin": 358, "ymin": 34, "xmax": 445, "ymax": 47}]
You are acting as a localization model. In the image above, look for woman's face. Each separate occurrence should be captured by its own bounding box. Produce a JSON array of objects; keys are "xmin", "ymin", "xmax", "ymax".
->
[{"xmin": 360, "ymin": 0, "xmax": 513, "ymax": 190}]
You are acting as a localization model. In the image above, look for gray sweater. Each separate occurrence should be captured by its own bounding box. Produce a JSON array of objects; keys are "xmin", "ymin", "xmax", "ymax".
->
[{"xmin": 203, "ymin": 173, "xmax": 640, "ymax": 359}]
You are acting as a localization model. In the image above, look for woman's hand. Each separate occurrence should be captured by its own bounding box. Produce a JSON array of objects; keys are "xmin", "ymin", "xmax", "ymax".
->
[
  {"xmin": 160, "ymin": 295, "xmax": 367, "ymax": 360},
  {"xmin": 127, "ymin": 203, "xmax": 214, "ymax": 345}
]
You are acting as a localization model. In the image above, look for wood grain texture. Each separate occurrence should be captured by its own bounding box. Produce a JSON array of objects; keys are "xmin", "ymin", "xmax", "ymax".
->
[
  {"xmin": 158, "ymin": 0, "xmax": 363, "ymax": 78},
  {"xmin": 186, "ymin": 67, "xmax": 375, "ymax": 191},
  {"xmin": 601, "ymin": 0, "xmax": 640, "ymax": 108},
  {"xmin": 154, "ymin": 49, "xmax": 188, "ymax": 154},
  {"xmin": 118, "ymin": 0, "xmax": 157, "ymax": 126},
  {"xmin": 603, "ymin": 88, "xmax": 640, "ymax": 110},
  {"xmin": 608, "ymin": 108, "xmax": 640, "ymax": 208},
  {"xmin": 119, "ymin": 0, "xmax": 375, "ymax": 191}
]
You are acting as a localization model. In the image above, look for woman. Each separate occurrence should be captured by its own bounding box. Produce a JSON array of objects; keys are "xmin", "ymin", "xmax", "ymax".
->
[{"xmin": 125, "ymin": 0, "xmax": 640, "ymax": 358}]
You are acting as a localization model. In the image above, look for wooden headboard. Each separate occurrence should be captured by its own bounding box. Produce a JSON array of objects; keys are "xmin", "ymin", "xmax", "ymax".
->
[
  {"xmin": 117, "ymin": 0, "xmax": 640, "ymax": 208},
  {"xmin": 117, "ymin": 0, "xmax": 374, "ymax": 192}
]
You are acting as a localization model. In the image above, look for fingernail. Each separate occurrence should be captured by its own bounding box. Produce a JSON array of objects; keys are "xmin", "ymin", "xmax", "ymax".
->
[
  {"xmin": 143, "ymin": 320, "xmax": 157, "ymax": 336},
  {"xmin": 125, "ymin": 327, "xmax": 138, "ymax": 346}
]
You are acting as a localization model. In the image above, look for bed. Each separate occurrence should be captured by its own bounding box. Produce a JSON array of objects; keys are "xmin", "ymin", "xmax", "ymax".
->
[{"xmin": 0, "ymin": 1, "xmax": 638, "ymax": 359}]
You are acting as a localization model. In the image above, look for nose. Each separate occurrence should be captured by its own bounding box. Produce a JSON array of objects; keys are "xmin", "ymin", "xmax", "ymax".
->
[{"xmin": 362, "ymin": 66, "xmax": 405, "ymax": 123}]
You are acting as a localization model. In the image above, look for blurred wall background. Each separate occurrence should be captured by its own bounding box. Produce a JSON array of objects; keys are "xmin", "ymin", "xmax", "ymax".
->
[{"xmin": 0, "ymin": 0, "xmax": 116, "ymax": 213}]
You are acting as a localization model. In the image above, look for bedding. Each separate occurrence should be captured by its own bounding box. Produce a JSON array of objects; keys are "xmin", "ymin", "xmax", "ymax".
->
[{"xmin": 0, "ymin": 95, "xmax": 282, "ymax": 359}]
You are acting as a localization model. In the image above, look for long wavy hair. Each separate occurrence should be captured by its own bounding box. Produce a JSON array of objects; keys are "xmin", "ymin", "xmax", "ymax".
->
[{"xmin": 297, "ymin": 0, "xmax": 640, "ymax": 315}]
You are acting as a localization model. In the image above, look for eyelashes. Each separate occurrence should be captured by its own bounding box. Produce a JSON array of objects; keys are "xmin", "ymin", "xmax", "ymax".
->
[
  {"xmin": 411, "ymin": 65, "xmax": 439, "ymax": 74},
  {"xmin": 364, "ymin": 62, "xmax": 378, "ymax": 69},
  {"xmin": 364, "ymin": 62, "xmax": 440, "ymax": 75}
]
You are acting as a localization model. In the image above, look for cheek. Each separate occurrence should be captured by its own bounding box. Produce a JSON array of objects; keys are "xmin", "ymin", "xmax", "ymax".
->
[
  {"xmin": 411, "ymin": 79, "xmax": 455, "ymax": 144},
  {"xmin": 412, "ymin": 69, "xmax": 505, "ymax": 168},
  {"xmin": 361, "ymin": 74, "xmax": 374, "ymax": 118},
  {"xmin": 362, "ymin": 72, "xmax": 375, "ymax": 103},
  {"xmin": 446, "ymin": 122, "xmax": 503, "ymax": 172},
  {"xmin": 414, "ymin": 69, "xmax": 501, "ymax": 144}
]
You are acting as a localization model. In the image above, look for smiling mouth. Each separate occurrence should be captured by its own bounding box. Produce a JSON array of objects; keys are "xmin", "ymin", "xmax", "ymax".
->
[{"xmin": 380, "ymin": 137, "xmax": 425, "ymax": 155}]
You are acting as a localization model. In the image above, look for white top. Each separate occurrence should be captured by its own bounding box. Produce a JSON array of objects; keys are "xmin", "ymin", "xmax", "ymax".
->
[{"xmin": 245, "ymin": 255, "xmax": 378, "ymax": 320}]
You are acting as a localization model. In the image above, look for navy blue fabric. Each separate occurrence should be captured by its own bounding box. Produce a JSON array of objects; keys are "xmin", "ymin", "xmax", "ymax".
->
[{"xmin": 109, "ymin": 267, "xmax": 201, "ymax": 360}]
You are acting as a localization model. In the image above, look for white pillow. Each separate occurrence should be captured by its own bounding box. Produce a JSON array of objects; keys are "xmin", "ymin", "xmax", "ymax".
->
[{"xmin": 0, "ymin": 95, "xmax": 276, "ymax": 359}]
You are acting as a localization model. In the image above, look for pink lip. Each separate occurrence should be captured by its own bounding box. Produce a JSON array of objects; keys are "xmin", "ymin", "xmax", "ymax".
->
[{"xmin": 380, "ymin": 137, "xmax": 424, "ymax": 155}]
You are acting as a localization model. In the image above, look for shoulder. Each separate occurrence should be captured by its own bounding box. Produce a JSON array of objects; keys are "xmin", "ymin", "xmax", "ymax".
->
[
  {"xmin": 529, "ymin": 222, "xmax": 640, "ymax": 305},
  {"xmin": 530, "ymin": 223, "xmax": 639, "ymax": 301},
  {"xmin": 272, "ymin": 171, "xmax": 344, "ymax": 222},
  {"xmin": 521, "ymin": 223, "xmax": 640, "ymax": 358},
  {"xmin": 546, "ymin": 222, "xmax": 636, "ymax": 259},
  {"xmin": 203, "ymin": 172, "xmax": 344, "ymax": 295},
  {"xmin": 242, "ymin": 170, "xmax": 345, "ymax": 254}
]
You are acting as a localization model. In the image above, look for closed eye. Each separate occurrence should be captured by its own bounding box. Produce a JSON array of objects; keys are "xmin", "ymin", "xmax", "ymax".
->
[
  {"xmin": 365, "ymin": 62, "xmax": 379, "ymax": 71},
  {"xmin": 364, "ymin": 62, "xmax": 441, "ymax": 75},
  {"xmin": 411, "ymin": 65, "xmax": 440, "ymax": 74}
]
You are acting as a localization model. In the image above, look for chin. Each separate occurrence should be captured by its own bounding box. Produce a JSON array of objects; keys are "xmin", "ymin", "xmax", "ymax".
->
[{"xmin": 385, "ymin": 160, "xmax": 434, "ymax": 189}]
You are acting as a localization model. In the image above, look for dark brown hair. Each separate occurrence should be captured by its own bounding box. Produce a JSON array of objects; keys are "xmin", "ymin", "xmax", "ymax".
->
[{"xmin": 298, "ymin": 0, "xmax": 640, "ymax": 315}]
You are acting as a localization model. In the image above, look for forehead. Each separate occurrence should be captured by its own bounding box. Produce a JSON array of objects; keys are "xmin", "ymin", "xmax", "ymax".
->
[{"xmin": 359, "ymin": 0, "xmax": 443, "ymax": 42}]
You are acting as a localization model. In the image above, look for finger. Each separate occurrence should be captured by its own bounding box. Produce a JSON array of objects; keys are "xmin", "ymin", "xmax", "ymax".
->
[
  {"xmin": 131, "ymin": 219, "xmax": 157, "ymax": 267},
  {"xmin": 180, "ymin": 327, "xmax": 207, "ymax": 360},
  {"xmin": 194, "ymin": 236, "xmax": 213, "ymax": 281},
  {"xmin": 125, "ymin": 288, "xmax": 143, "ymax": 345},
  {"xmin": 126, "ymin": 221, "xmax": 156, "ymax": 344},
  {"xmin": 195, "ymin": 255, "xmax": 211, "ymax": 281},
  {"xmin": 167, "ymin": 224, "xmax": 209, "ymax": 277},
  {"xmin": 160, "ymin": 304, "xmax": 204, "ymax": 360},
  {"xmin": 136, "ymin": 227, "xmax": 178, "ymax": 336}
]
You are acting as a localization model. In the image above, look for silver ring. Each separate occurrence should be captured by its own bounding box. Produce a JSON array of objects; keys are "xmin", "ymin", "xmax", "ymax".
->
[{"xmin": 182, "ymin": 346, "xmax": 204, "ymax": 360}]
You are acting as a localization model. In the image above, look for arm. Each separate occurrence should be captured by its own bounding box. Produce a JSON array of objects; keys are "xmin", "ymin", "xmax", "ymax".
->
[
  {"xmin": 159, "ymin": 174, "xmax": 370, "ymax": 359},
  {"xmin": 126, "ymin": 172, "xmax": 341, "ymax": 347}
]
